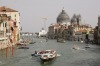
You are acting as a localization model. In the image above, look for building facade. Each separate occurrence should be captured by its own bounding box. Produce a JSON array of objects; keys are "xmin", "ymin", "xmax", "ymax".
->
[
  {"xmin": 98, "ymin": 16, "xmax": 100, "ymax": 44},
  {"xmin": 0, "ymin": 6, "xmax": 21, "ymax": 49},
  {"xmin": 38, "ymin": 28, "xmax": 47, "ymax": 37},
  {"xmin": 48, "ymin": 9, "xmax": 93, "ymax": 41},
  {"xmin": 0, "ymin": 6, "xmax": 21, "ymax": 41}
]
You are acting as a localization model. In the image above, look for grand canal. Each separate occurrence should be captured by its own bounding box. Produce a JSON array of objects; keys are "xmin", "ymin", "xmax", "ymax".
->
[{"xmin": 0, "ymin": 38, "xmax": 100, "ymax": 66}]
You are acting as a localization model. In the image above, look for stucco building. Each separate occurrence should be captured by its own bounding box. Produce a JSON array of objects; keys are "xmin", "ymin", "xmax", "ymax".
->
[
  {"xmin": 38, "ymin": 28, "xmax": 47, "ymax": 37},
  {"xmin": 0, "ymin": 6, "xmax": 21, "ymax": 41},
  {"xmin": 0, "ymin": 6, "xmax": 21, "ymax": 49}
]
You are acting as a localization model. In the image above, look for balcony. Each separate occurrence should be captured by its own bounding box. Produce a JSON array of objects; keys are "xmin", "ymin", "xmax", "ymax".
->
[{"xmin": 0, "ymin": 37, "xmax": 8, "ymax": 41}]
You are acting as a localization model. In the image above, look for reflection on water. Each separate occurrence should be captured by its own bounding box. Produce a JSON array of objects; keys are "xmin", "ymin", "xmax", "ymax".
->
[{"xmin": 0, "ymin": 38, "xmax": 100, "ymax": 66}]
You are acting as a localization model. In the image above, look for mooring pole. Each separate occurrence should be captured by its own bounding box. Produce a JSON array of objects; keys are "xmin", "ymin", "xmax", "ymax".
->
[{"xmin": 6, "ymin": 47, "xmax": 8, "ymax": 58}]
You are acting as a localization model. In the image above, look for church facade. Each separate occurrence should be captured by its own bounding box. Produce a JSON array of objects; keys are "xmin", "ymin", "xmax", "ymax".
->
[{"xmin": 48, "ymin": 9, "xmax": 93, "ymax": 40}]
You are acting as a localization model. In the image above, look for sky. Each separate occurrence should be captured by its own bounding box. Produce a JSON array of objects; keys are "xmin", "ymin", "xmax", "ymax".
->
[{"xmin": 0, "ymin": 0, "xmax": 100, "ymax": 32}]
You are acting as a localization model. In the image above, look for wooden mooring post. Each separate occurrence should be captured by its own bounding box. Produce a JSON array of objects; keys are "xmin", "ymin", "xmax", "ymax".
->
[{"xmin": 6, "ymin": 47, "xmax": 8, "ymax": 58}]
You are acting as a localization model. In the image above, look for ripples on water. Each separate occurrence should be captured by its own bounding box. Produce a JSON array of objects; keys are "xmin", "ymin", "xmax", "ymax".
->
[
  {"xmin": 0, "ymin": 61, "xmax": 2, "ymax": 64},
  {"xmin": 0, "ymin": 38, "xmax": 100, "ymax": 66}
]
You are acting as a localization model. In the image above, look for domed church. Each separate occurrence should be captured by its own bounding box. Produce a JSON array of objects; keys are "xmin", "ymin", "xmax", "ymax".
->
[{"xmin": 57, "ymin": 9, "xmax": 71, "ymax": 26}]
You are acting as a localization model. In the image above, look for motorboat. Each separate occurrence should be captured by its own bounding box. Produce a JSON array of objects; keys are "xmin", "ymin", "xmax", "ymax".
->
[
  {"xmin": 72, "ymin": 45, "xmax": 80, "ymax": 50},
  {"xmin": 81, "ymin": 41, "xmax": 84, "ymax": 43},
  {"xmin": 17, "ymin": 43, "xmax": 29, "ymax": 49},
  {"xmin": 57, "ymin": 39, "xmax": 66, "ymax": 43},
  {"xmin": 60, "ymin": 40, "xmax": 66, "ymax": 43},
  {"xmin": 31, "ymin": 50, "xmax": 57, "ymax": 62},
  {"xmin": 29, "ymin": 41, "xmax": 36, "ymax": 44},
  {"xmin": 85, "ymin": 44, "xmax": 90, "ymax": 48},
  {"xmin": 16, "ymin": 42, "xmax": 27, "ymax": 46},
  {"xmin": 39, "ymin": 50, "xmax": 57, "ymax": 62},
  {"xmin": 18, "ymin": 46, "xmax": 29, "ymax": 49}
]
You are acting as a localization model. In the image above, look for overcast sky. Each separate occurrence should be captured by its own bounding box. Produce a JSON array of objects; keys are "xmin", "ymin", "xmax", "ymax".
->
[{"xmin": 0, "ymin": 0, "xmax": 100, "ymax": 32}]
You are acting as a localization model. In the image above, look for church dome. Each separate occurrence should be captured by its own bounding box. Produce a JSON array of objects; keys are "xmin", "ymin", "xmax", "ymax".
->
[
  {"xmin": 71, "ymin": 18, "xmax": 77, "ymax": 23},
  {"xmin": 57, "ymin": 9, "xmax": 70, "ymax": 24},
  {"xmin": 71, "ymin": 14, "xmax": 77, "ymax": 22},
  {"xmin": 71, "ymin": 14, "xmax": 77, "ymax": 24}
]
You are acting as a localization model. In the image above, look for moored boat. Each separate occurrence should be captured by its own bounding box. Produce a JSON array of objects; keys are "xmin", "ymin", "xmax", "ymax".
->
[
  {"xmin": 29, "ymin": 41, "xmax": 36, "ymax": 44},
  {"xmin": 85, "ymin": 44, "xmax": 90, "ymax": 48},
  {"xmin": 16, "ymin": 42, "xmax": 27, "ymax": 46},
  {"xmin": 57, "ymin": 39, "xmax": 66, "ymax": 43},
  {"xmin": 18, "ymin": 46, "xmax": 29, "ymax": 49}
]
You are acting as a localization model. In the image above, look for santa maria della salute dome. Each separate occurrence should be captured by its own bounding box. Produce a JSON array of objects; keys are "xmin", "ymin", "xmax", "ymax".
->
[{"xmin": 57, "ymin": 9, "xmax": 70, "ymax": 25}]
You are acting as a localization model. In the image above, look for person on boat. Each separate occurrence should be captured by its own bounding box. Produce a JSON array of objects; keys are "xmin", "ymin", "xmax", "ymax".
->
[
  {"xmin": 34, "ymin": 51, "xmax": 37, "ymax": 54},
  {"xmin": 31, "ymin": 51, "xmax": 37, "ymax": 56}
]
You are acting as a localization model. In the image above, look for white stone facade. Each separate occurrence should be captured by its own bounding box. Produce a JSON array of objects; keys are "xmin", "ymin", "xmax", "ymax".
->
[{"xmin": 39, "ymin": 29, "xmax": 47, "ymax": 37}]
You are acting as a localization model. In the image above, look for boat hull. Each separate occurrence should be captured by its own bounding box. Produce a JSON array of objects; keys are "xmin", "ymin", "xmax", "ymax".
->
[
  {"xmin": 18, "ymin": 46, "xmax": 29, "ymax": 49},
  {"xmin": 40, "ymin": 57, "xmax": 56, "ymax": 62}
]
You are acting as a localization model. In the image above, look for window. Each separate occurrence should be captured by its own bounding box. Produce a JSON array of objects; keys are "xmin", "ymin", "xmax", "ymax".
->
[
  {"xmin": 5, "ymin": 23, "xmax": 6, "ymax": 27},
  {"xmin": 8, "ymin": 16, "xmax": 11, "ymax": 21},
  {"xmin": 15, "ymin": 14, "xmax": 16, "ymax": 17},
  {"xmin": 14, "ymin": 22, "xmax": 16, "ymax": 26},
  {"xmin": 2, "ymin": 14, "xmax": 7, "ymax": 17},
  {"xmin": 6, "ymin": 29, "xmax": 10, "ymax": 33}
]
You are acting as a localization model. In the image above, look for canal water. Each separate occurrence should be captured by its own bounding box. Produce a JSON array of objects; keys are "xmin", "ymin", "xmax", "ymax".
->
[{"xmin": 0, "ymin": 38, "xmax": 100, "ymax": 66}]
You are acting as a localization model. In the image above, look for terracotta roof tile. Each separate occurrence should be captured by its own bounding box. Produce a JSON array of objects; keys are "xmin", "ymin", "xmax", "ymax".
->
[{"xmin": 0, "ymin": 6, "xmax": 18, "ymax": 12}]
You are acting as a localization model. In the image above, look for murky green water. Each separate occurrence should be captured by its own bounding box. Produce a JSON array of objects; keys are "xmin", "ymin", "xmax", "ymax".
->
[{"xmin": 0, "ymin": 38, "xmax": 100, "ymax": 66}]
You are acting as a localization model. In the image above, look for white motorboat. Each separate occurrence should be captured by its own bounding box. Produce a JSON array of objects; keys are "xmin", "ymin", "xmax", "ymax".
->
[
  {"xmin": 40, "ymin": 50, "xmax": 57, "ymax": 62},
  {"xmin": 31, "ymin": 49, "xmax": 60, "ymax": 63},
  {"xmin": 81, "ymin": 41, "xmax": 84, "ymax": 43},
  {"xmin": 72, "ymin": 45, "xmax": 80, "ymax": 50}
]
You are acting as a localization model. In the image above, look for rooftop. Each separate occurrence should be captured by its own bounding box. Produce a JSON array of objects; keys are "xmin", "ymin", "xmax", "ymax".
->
[{"xmin": 0, "ymin": 6, "xmax": 18, "ymax": 12}]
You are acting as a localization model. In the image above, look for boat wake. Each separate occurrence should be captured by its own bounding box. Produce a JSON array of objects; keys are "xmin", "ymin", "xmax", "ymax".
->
[
  {"xmin": 40, "ymin": 41, "xmax": 43, "ymax": 42},
  {"xmin": 57, "ymin": 54, "xmax": 61, "ymax": 57},
  {"xmin": 78, "ymin": 48, "xmax": 86, "ymax": 51},
  {"xmin": 71, "ymin": 47, "xmax": 86, "ymax": 51},
  {"xmin": 72, "ymin": 45, "xmax": 86, "ymax": 51}
]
